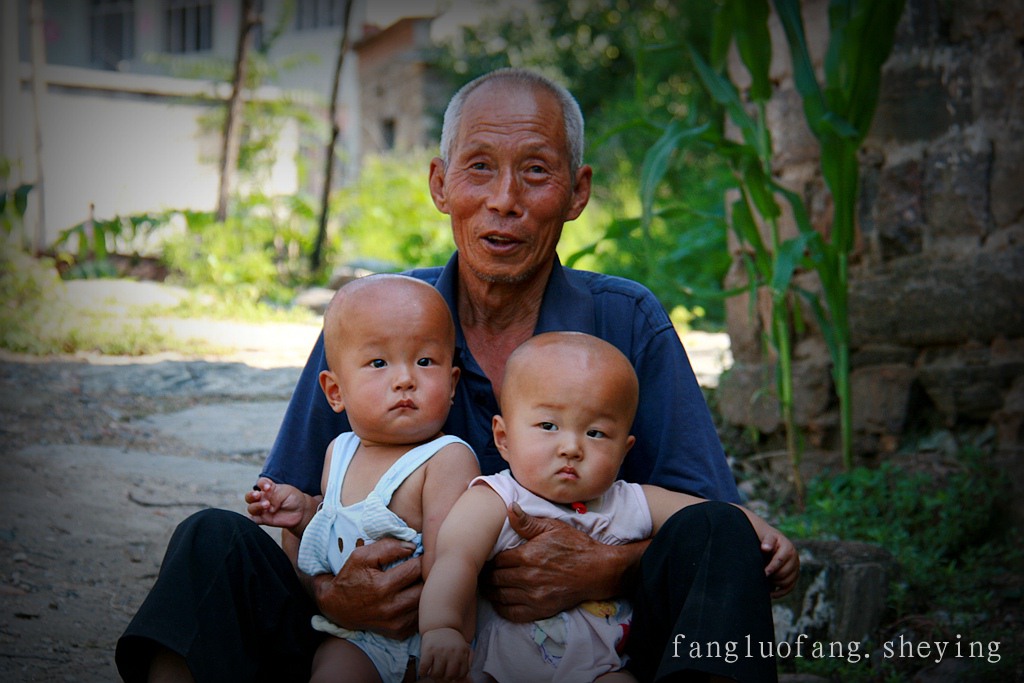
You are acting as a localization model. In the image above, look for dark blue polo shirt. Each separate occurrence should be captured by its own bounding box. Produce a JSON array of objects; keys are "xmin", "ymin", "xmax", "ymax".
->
[{"xmin": 261, "ymin": 253, "xmax": 740, "ymax": 503}]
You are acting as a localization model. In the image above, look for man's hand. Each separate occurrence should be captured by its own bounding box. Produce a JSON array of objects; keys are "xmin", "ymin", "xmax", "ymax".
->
[
  {"xmin": 480, "ymin": 503, "xmax": 645, "ymax": 623},
  {"xmin": 314, "ymin": 538, "xmax": 423, "ymax": 640}
]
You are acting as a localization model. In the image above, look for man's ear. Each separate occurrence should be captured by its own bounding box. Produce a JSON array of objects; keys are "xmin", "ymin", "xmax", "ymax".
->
[
  {"xmin": 492, "ymin": 414, "xmax": 510, "ymax": 463},
  {"xmin": 625, "ymin": 434, "xmax": 636, "ymax": 452},
  {"xmin": 428, "ymin": 157, "xmax": 450, "ymax": 214},
  {"xmin": 318, "ymin": 370, "xmax": 345, "ymax": 413},
  {"xmin": 565, "ymin": 164, "xmax": 592, "ymax": 222}
]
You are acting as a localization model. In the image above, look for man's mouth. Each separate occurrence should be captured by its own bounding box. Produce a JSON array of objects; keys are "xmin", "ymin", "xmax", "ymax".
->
[
  {"xmin": 393, "ymin": 399, "xmax": 416, "ymax": 410},
  {"xmin": 482, "ymin": 233, "xmax": 520, "ymax": 248}
]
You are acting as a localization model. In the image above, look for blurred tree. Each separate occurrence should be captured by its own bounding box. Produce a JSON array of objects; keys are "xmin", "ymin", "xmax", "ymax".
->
[
  {"xmin": 311, "ymin": 0, "xmax": 354, "ymax": 272},
  {"xmin": 217, "ymin": 0, "xmax": 261, "ymax": 221}
]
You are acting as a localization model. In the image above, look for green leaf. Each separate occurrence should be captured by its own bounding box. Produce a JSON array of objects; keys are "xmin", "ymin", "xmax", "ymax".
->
[
  {"xmin": 740, "ymin": 160, "xmax": 781, "ymax": 221},
  {"xmin": 731, "ymin": 191, "xmax": 771, "ymax": 274},
  {"xmin": 821, "ymin": 111, "xmax": 860, "ymax": 139},
  {"xmin": 640, "ymin": 120, "xmax": 708, "ymax": 231},
  {"xmin": 688, "ymin": 45, "xmax": 760, "ymax": 148},
  {"xmin": 826, "ymin": 0, "xmax": 906, "ymax": 138},
  {"xmin": 772, "ymin": 0, "xmax": 828, "ymax": 135},
  {"xmin": 709, "ymin": 0, "xmax": 735, "ymax": 69},
  {"xmin": 771, "ymin": 232, "xmax": 812, "ymax": 296},
  {"xmin": 731, "ymin": 0, "xmax": 773, "ymax": 102},
  {"xmin": 14, "ymin": 184, "xmax": 33, "ymax": 217}
]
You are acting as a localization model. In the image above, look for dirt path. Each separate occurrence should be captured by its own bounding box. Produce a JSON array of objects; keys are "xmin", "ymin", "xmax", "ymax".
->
[{"xmin": 0, "ymin": 351, "xmax": 306, "ymax": 682}]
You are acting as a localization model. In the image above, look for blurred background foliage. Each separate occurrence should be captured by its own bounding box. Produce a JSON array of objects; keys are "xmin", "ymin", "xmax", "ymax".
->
[{"xmin": 34, "ymin": 0, "xmax": 733, "ymax": 331}]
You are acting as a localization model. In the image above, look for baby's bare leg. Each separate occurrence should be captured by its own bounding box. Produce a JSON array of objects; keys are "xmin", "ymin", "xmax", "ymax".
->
[
  {"xmin": 595, "ymin": 670, "xmax": 638, "ymax": 683},
  {"xmin": 310, "ymin": 637, "xmax": 382, "ymax": 683}
]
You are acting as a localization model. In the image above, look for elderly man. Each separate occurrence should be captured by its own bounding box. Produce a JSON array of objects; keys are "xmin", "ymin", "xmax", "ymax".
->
[{"xmin": 117, "ymin": 69, "xmax": 794, "ymax": 683}]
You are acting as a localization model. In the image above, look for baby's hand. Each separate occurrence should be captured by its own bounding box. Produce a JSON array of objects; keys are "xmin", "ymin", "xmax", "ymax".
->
[
  {"xmin": 245, "ymin": 477, "xmax": 307, "ymax": 530},
  {"xmin": 419, "ymin": 627, "xmax": 471, "ymax": 682},
  {"xmin": 759, "ymin": 526, "xmax": 800, "ymax": 598}
]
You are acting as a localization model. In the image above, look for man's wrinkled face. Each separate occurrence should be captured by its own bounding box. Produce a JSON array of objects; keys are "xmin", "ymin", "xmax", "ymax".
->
[{"xmin": 429, "ymin": 81, "xmax": 591, "ymax": 286}]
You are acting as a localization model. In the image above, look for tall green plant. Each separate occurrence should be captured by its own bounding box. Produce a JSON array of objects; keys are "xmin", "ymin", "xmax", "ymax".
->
[
  {"xmin": 771, "ymin": 0, "xmax": 905, "ymax": 469},
  {"xmin": 638, "ymin": 0, "xmax": 904, "ymax": 496},
  {"xmin": 685, "ymin": 37, "xmax": 811, "ymax": 506}
]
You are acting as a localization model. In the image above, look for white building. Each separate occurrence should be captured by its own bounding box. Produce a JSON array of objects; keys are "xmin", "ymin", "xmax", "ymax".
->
[{"xmin": 0, "ymin": 0, "xmax": 451, "ymax": 245}]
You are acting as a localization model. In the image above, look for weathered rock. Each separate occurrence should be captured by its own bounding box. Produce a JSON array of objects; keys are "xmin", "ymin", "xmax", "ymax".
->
[
  {"xmin": 848, "ymin": 251, "xmax": 1024, "ymax": 347},
  {"xmin": 923, "ymin": 127, "xmax": 993, "ymax": 248},
  {"xmin": 851, "ymin": 344, "xmax": 919, "ymax": 369},
  {"xmin": 990, "ymin": 127, "xmax": 1024, "ymax": 227},
  {"xmin": 851, "ymin": 364, "xmax": 916, "ymax": 447},
  {"xmin": 718, "ymin": 363, "xmax": 781, "ymax": 435},
  {"xmin": 917, "ymin": 341, "xmax": 1024, "ymax": 422},
  {"xmin": 773, "ymin": 540, "xmax": 894, "ymax": 647},
  {"xmin": 871, "ymin": 57, "xmax": 972, "ymax": 142},
  {"xmin": 990, "ymin": 374, "xmax": 1024, "ymax": 528},
  {"xmin": 870, "ymin": 157, "xmax": 925, "ymax": 260},
  {"xmin": 722, "ymin": 0, "xmax": 1024, "ymax": 470},
  {"xmin": 136, "ymin": 401, "xmax": 290, "ymax": 457}
]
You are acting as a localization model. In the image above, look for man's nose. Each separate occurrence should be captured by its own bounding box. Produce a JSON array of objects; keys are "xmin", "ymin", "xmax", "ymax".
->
[{"xmin": 486, "ymin": 169, "xmax": 523, "ymax": 215}]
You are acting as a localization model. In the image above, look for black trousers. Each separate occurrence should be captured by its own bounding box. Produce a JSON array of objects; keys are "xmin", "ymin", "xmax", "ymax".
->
[
  {"xmin": 115, "ymin": 509, "xmax": 321, "ymax": 683},
  {"xmin": 116, "ymin": 503, "xmax": 777, "ymax": 683},
  {"xmin": 626, "ymin": 502, "xmax": 778, "ymax": 683}
]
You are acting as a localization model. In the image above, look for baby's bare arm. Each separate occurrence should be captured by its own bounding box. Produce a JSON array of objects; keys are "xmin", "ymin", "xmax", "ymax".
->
[
  {"xmin": 420, "ymin": 442, "xmax": 481, "ymax": 576},
  {"xmin": 419, "ymin": 485, "xmax": 506, "ymax": 680}
]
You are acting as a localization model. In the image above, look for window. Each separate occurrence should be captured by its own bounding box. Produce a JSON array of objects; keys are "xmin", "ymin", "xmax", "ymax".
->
[
  {"xmin": 381, "ymin": 119, "xmax": 396, "ymax": 151},
  {"xmin": 165, "ymin": 0, "xmax": 212, "ymax": 53},
  {"xmin": 295, "ymin": 0, "xmax": 346, "ymax": 30},
  {"xmin": 90, "ymin": 0, "xmax": 135, "ymax": 69}
]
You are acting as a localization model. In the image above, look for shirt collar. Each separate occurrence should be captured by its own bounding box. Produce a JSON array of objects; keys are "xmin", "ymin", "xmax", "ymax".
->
[
  {"xmin": 434, "ymin": 251, "xmax": 597, "ymax": 354},
  {"xmin": 534, "ymin": 253, "xmax": 596, "ymax": 335}
]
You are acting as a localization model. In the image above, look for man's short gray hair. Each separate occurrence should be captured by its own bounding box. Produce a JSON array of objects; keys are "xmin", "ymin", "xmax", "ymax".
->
[{"xmin": 439, "ymin": 68, "xmax": 585, "ymax": 177}]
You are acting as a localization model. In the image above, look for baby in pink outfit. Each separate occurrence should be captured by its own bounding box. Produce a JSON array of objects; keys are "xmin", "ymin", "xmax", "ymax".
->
[{"xmin": 418, "ymin": 332, "xmax": 800, "ymax": 683}]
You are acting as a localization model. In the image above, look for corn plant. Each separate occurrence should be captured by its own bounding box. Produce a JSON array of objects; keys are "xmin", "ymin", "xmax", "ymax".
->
[
  {"xmin": 771, "ymin": 0, "xmax": 905, "ymax": 470},
  {"xmin": 637, "ymin": 0, "xmax": 904, "ymax": 501},
  {"xmin": 685, "ymin": 35, "xmax": 812, "ymax": 506}
]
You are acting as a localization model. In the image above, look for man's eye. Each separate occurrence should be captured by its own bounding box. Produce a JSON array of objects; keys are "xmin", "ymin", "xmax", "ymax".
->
[
  {"xmin": 528, "ymin": 165, "xmax": 547, "ymax": 174},
  {"xmin": 417, "ymin": 357, "xmax": 433, "ymax": 367},
  {"xmin": 370, "ymin": 359, "xmax": 387, "ymax": 368},
  {"xmin": 587, "ymin": 429, "xmax": 607, "ymax": 439},
  {"xmin": 539, "ymin": 422, "xmax": 558, "ymax": 431}
]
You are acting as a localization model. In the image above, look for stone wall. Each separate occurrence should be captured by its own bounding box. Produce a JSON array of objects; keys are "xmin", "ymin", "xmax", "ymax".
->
[{"xmin": 717, "ymin": 0, "xmax": 1024, "ymax": 518}]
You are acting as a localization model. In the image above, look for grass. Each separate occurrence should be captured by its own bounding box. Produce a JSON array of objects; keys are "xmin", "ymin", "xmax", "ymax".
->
[
  {"xmin": 140, "ymin": 285, "xmax": 321, "ymax": 325},
  {"xmin": 1, "ymin": 248, "xmax": 315, "ymax": 357},
  {"xmin": 769, "ymin": 447, "xmax": 1023, "ymax": 681}
]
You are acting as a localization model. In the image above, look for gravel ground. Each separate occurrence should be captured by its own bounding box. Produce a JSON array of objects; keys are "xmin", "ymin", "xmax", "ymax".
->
[{"xmin": 0, "ymin": 353, "xmax": 298, "ymax": 682}]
